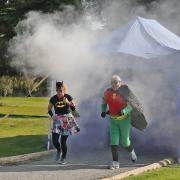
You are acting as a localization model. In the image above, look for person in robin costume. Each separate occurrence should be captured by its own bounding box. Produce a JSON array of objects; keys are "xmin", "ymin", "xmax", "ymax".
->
[{"xmin": 101, "ymin": 75, "xmax": 147, "ymax": 170}]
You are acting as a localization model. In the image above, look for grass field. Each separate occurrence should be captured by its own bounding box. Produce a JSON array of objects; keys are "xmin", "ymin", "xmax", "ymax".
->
[
  {"xmin": 0, "ymin": 97, "xmax": 49, "ymax": 157},
  {"xmin": 124, "ymin": 164, "xmax": 180, "ymax": 180},
  {"xmin": 0, "ymin": 97, "xmax": 49, "ymax": 116}
]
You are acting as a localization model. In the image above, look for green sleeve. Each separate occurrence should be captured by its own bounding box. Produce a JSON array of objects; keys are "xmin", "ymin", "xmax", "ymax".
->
[
  {"xmin": 121, "ymin": 105, "xmax": 132, "ymax": 115},
  {"xmin": 101, "ymin": 104, "xmax": 107, "ymax": 112}
]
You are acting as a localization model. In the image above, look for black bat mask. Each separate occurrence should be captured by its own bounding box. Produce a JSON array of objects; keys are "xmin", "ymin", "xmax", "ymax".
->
[{"xmin": 56, "ymin": 81, "xmax": 63, "ymax": 89}]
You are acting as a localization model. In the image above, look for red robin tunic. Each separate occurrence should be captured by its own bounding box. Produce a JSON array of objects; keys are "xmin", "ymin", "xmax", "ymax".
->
[{"xmin": 104, "ymin": 89, "xmax": 127, "ymax": 116}]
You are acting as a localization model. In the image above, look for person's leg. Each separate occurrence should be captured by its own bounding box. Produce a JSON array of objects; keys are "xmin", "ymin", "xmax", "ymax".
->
[
  {"xmin": 118, "ymin": 117, "xmax": 131, "ymax": 148},
  {"xmin": 52, "ymin": 133, "xmax": 61, "ymax": 151},
  {"xmin": 119, "ymin": 116, "xmax": 137, "ymax": 162},
  {"xmin": 109, "ymin": 119, "xmax": 120, "ymax": 169},
  {"xmin": 52, "ymin": 133, "xmax": 61, "ymax": 160},
  {"xmin": 60, "ymin": 135, "xmax": 68, "ymax": 159},
  {"xmin": 111, "ymin": 145, "xmax": 119, "ymax": 161}
]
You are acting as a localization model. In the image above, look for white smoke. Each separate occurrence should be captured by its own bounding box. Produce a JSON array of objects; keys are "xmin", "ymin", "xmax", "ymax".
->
[
  {"xmin": 98, "ymin": 0, "xmax": 180, "ymax": 35},
  {"xmin": 8, "ymin": 0, "xmax": 180, "ymax": 155}
]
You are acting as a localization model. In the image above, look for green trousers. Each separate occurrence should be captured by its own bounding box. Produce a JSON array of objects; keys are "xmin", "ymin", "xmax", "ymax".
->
[{"xmin": 109, "ymin": 116, "xmax": 131, "ymax": 147}]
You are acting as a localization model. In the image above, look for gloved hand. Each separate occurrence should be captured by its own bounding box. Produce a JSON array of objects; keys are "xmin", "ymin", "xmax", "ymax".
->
[
  {"xmin": 101, "ymin": 112, "xmax": 106, "ymax": 118},
  {"xmin": 70, "ymin": 105, "xmax": 76, "ymax": 111},
  {"xmin": 48, "ymin": 110, "xmax": 53, "ymax": 117},
  {"xmin": 48, "ymin": 111, "xmax": 56, "ymax": 120},
  {"xmin": 121, "ymin": 105, "xmax": 132, "ymax": 115},
  {"xmin": 71, "ymin": 110, "xmax": 80, "ymax": 117}
]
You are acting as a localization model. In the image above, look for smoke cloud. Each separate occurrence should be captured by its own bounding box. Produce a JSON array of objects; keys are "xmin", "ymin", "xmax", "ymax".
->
[{"xmin": 8, "ymin": 0, "xmax": 180, "ymax": 157}]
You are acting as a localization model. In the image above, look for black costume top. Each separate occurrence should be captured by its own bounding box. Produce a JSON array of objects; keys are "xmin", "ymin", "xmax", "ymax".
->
[{"xmin": 50, "ymin": 94, "xmax": 73, "ymax": 115}]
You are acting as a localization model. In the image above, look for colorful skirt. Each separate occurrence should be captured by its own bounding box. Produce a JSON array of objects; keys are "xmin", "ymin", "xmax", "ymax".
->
[{"xmin": 52, "ymin": 113, "xmax": 80, "ymax": 135}]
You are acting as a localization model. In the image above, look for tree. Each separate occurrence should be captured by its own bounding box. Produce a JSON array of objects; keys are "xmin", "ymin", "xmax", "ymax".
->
[{"xmin": 0, "ymin": 0, "xmax": 82, "ymax": 75}]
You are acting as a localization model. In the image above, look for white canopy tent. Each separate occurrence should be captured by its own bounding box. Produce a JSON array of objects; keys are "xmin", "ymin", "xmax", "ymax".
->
[
  {"xmin": 100, "ymin": 16, "xmax": 180, "ymax": 59},
  {"xmin": 98, "ymin": 17, "xmax": 180, "ymax": 158}
]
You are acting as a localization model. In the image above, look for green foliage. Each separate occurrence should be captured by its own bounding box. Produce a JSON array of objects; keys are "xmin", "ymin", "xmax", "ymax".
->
[
  {"xmin": 0, "ymin": 76, "xmax": 13, "ymax": 96},
  {"xmin": 0, "ymin": 75, "xmax": 48, "ymax": 96}
]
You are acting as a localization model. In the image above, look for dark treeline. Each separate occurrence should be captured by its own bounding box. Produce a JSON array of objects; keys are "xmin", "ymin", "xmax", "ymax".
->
[{"xmin": 0, "ymin": 0, "xmax": 82, "ymax": 76}]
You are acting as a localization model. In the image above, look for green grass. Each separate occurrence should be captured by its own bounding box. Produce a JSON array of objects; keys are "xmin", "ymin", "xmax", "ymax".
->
[
  {"xmin": 0, "ymin": 118, "xmax": 48, "ymax": 137},
  {"xmin": 124, "ymin": 164, "xmax": 180, "ymax": 180},
  {"xmin": 0, "ymin": 97, "xmax": 50, "ymax": 157},
  {"xmin": 0, "ymin": 117, "xmax": 49, "ymax": 157},
  {"xmin": 0, "ymin": 97, "xmax": 49, "ymax": 116}
]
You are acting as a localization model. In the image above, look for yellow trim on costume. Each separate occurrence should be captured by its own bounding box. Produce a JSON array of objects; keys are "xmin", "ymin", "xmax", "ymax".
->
[{"xmin": 111, "ymin": 114, "xmax": 128, "ymax": 121}]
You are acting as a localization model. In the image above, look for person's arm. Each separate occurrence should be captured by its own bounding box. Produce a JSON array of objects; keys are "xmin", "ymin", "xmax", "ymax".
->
[
  {"xmin": 48, "ymin": 102, "xmax": 54, "ymax": 117},
  {"xmin": 101, "ymin": 95, "xmax": 107, "ymax": 118},
  {"xmin": 65, "ymin": 95, "xmax": 80, "ymax": 117},
  {"xmin": 70, "ymin": 100, "xmax": 80, "ymax": 117},
  {"xmin": 64, "ymin": 95, "xmax": 76, "ymax": 111},
  {"xmin": 121, "ymin": 104, "xmax": 132, "ymax": 115},
  {"xmin": 69, "ymin": 100, "xmax": 76, "ymax": 111}
]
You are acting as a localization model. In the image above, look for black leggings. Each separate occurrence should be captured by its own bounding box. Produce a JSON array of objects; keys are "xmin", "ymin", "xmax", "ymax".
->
[{"xmin": 52, "ymin": 133, "xmax": 68, "ymax": 159}]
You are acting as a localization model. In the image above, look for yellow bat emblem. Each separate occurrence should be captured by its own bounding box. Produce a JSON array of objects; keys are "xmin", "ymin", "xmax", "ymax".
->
[{"xmin": 55, "ymin": 101, "xmax": 65, "ymax": 108}]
